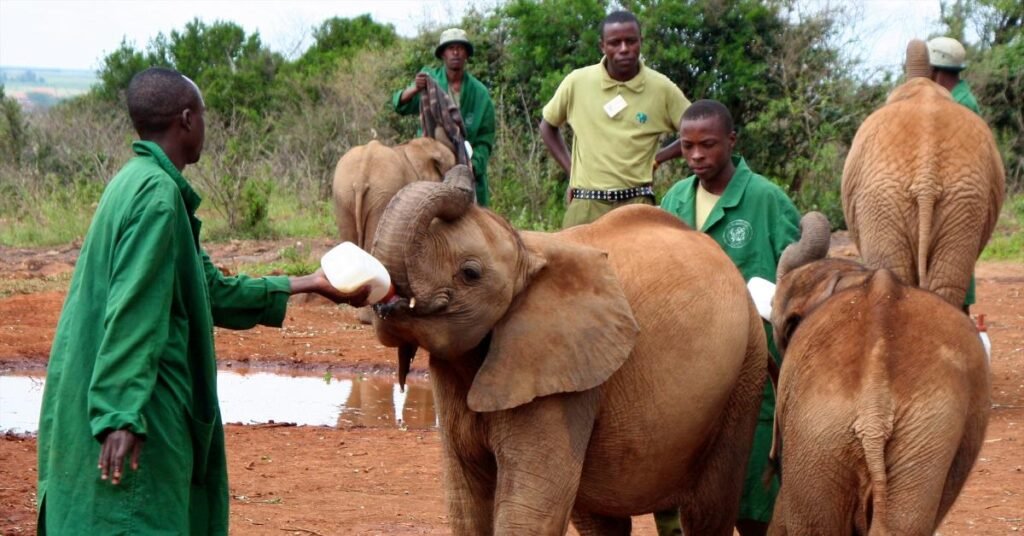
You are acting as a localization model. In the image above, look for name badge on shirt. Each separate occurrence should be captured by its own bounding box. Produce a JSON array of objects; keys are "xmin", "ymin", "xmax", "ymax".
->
[{"xmin": 603, "ymin": 94, "xmax": 627, "ymax": 118}]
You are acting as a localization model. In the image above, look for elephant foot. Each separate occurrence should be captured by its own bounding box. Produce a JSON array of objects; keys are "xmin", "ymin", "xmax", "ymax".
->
[{"xmin": 571, "ymin": 510, "xmax": 632, "ymax": 535}]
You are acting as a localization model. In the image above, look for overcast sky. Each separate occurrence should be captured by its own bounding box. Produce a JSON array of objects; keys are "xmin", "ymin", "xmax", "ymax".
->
[{"xmin": 1, "ymin": 0, "xmax": 946, "ymax": 75}]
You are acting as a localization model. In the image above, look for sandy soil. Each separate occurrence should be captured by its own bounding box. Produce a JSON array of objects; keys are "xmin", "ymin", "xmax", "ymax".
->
[{"xmin": 1, "ymin": 239, "xmax": 1022, "ymax": 534}]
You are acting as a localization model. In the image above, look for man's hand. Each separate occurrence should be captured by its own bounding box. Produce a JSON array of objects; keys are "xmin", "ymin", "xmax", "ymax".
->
[
  {"xmin": 565, "ymin": 184, "xmax": 574, "ymax": 205},
  {"xmin": 291, "ymin": 269, "xmax": 371, "ymax": 307},
  {"xmin": 98, "ymin": 429, "xmax": 143, "ymax": 485},
  {"xmin": 414, "ymin": 73, "xmax": 429, "ymax": 92}
]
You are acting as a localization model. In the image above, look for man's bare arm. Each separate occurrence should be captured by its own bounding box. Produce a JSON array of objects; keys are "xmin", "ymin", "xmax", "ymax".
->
[{"xmin": 539, "ymin": 119, "xmax": 571, "ymax": 176}]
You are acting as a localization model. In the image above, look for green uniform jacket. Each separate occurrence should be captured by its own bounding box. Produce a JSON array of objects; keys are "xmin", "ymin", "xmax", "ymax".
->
[
  {"xmin": 37, "ymin": 141, "xmax": 291, "ymax": 535},
  {"xmin": 661, "ymin": 156, "xmax": 800, "ymax": 521},
  {"xmin": 952, "ymin": 79, "xmax": 981, "ymax": 115},
  {"xmin": 392, "ymin": 65, "xmax": 496, "ymax": 206}
]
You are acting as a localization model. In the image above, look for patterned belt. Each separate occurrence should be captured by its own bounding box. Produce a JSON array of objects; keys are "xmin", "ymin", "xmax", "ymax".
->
[{"xmin": 571, "ymin": 184, "xmax": 655, "ymax": 202}]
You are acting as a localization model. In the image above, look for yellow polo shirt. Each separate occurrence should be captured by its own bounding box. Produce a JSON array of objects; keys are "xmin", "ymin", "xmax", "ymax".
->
[{"xmin": 542, "ymin": 58, "xmax": 690, "ymax": 191}]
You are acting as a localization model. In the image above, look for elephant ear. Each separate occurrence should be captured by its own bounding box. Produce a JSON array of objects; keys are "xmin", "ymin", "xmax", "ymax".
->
[{"xmin": 467, "ymin": 237, "xmax": 640, "ymax": 412}]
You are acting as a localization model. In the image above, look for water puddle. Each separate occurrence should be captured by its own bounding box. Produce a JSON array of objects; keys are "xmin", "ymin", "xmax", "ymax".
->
[{"xmin": 0, "ymin": 368, "xmax": 436, "ymax": 434}]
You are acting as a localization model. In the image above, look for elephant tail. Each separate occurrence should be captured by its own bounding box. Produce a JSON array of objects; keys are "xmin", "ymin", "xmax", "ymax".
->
[
  {"xmin": 913, "ymin": 185, "xmax": 938, "ymax": 290},
  {"xmin": 853, "ymin": 339, "xmax": 896, "ymax": 535}
]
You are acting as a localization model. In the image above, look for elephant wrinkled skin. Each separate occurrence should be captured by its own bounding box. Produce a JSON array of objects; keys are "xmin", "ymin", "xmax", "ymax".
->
[
  {"xmin": 370, "ymin": 168, "xmax": 767, "ymax": 535},
  {"xmin": 841, "ymin": 77, "xmax": 1005, "ymax": 307},
  {"xmin": 768, "ymin": 257, "xmax": 990, "ymax": 535}
]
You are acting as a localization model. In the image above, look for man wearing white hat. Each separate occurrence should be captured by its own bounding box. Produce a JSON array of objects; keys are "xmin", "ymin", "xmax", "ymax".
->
[
  {"xmin": 393, "ymin": 28, "xmax": 496, "ymax": 206},
  {"xmin": 927, "ymin": 36, "xmax": 981, "ymax": 114}
]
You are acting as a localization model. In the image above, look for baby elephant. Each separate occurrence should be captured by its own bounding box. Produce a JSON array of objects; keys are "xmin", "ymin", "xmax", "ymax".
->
[{"xmin": 768, "ymin": 223, "xmax": 990, "ymax": 535}]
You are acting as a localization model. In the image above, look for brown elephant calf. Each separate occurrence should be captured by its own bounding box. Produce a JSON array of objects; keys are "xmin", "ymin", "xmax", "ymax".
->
[{"xmin": 767, "ymin": 214, "xmax": 990, "ymax": 535}]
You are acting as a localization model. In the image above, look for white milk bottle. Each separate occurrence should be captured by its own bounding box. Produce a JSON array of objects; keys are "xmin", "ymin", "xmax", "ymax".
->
[
  {"xmin": 320, "ymin": 242, "xmax": 395, "ymax": 304},
  {"xmin": 746, "ymin": 276, "xmax": 776, "ymax": 322}
]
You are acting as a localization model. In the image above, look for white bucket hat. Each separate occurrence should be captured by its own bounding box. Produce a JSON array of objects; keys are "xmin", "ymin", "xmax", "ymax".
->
[
  {"xmin": 435, "ymin": 28, "xmax": 474, "ymax": 58},
  {"xmin": 927, "ymin": 37, "xmax": 966, "ymax": 70}
]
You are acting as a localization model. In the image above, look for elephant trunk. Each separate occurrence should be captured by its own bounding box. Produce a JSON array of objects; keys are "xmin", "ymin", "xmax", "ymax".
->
[
  {"xmin": 777, "ymin": 211, "xmax": 831, "ymax": 281},
  {"xmin": 904, "ymin": 39, "xmax": 931, "ymax": 79},
  {"xmin": 370, "ymin": 165, "xmax": 475, "ymax": 306}
]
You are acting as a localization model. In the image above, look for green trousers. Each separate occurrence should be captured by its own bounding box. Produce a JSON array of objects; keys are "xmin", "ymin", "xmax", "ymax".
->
[{"xmin": 561, "ymin": 196, "xmax": 653, "ymax": 228}]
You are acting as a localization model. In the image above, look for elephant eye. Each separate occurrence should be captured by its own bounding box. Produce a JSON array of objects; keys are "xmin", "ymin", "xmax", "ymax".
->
[{"xmin": 459, "ymin": 260, "xmax": 482, "ymax": 282}]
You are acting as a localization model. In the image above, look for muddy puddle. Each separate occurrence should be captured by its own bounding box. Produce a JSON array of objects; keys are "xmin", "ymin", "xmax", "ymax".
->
[{"xmin": 0, "ymin": 367, "xmax": 435, "ymax": 434}]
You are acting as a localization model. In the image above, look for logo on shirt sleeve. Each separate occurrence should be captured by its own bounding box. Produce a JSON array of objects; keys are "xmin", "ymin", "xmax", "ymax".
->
[{"xmin": 724, "ymin": 219, "xmax": 753, "ymax": 249}]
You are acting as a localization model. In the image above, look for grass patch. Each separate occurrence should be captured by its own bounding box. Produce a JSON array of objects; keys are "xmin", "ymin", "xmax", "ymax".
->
[
  {"xmin": 199, "ymin": 193, "xmax": 335, "ymax": 242},
  {"xmin": 0, "ymin": 273, "xmax": 72, "ymax": 299},
  {"xmin": 233, "ymin": 242, "xmax": 320, "ymax": 278},
  {"xmin": 980, "ymin": 193, "xmax": 1024, "ymax": 262}
]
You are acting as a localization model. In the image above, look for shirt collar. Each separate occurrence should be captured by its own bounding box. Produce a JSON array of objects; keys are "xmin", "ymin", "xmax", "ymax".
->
[
  {"xmin": 716, "ymin": 155, "xmax": 752, "ymax": 210},
  {"xmin": 132, "ymin": 140, "xmax": 202, "ymax": 215},
  {"xmin": 600, "ymin": 56, "xmax": 648, "ymax": 93}
]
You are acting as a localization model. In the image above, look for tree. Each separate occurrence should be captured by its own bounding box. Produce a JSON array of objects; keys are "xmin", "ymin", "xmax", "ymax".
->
[
  {"xmin": 940, "ymin": 0, "xmax": 1023, "ymax": 190},
  {"xmin": 0, "ymin": 85, "xmax": 27, "ymax": 165},
  {"xmin": 95, "ymin": 38, "xmax": 160, "ymax": 102},
  {"xmin": 295, "ymin": 14, "xmax": 398, "ymax": 75}
]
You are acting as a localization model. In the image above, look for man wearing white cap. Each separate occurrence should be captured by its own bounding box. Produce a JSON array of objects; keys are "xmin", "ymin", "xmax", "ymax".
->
[
  {"xmin": 393, "ymin": 28, "xmax": 496, "ymax": 206},
  {"xmin": 927, "ymin": 36, "xmax": 981, "ymax": 114}
]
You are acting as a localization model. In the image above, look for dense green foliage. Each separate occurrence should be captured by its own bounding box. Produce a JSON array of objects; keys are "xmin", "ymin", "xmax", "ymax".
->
[{"xmin": 1, "ymin": 0, "xmax": 1021, "ymax": 252}]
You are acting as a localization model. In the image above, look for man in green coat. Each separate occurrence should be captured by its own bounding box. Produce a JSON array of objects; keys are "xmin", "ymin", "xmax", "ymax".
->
[
  {"xmin": 392, "ymin": 28, "xmax": 496, "ymax": 206},
  {"xmin": 37, "ymin": 67, "xmax": 368, "ymax": 535},
  {"xmin": 658, "ymin": 100, "xmax": 801, "ymax": 536}
]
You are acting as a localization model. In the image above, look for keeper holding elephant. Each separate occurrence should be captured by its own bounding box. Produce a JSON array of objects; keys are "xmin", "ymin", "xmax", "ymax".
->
[
  {"xmin": 539, "ymin": 10, "xmax": 691, "ymax": 228},
  {"xmin": 659, "ymin": 99, "xmax": 802, "ymax": 536},
  {"xmin": 393, "ymin": 28, "xmax": 496, "ymax": 206}
]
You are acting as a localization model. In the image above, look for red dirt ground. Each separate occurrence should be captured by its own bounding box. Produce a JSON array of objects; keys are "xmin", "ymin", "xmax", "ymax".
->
[{"xmin": 1, "ymin": 239, "xmax": 1022, "ymax": 534}]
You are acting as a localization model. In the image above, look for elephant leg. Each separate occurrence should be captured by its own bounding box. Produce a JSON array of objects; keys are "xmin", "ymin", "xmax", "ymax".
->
[
  {"xmin": 882, "ymin": 428, "xmax": 962, "ymax": 534},
  {"xmin": 925, "ymin": 232, "xmax": 980, "ymax": 308},
  {"xmin": 935, "ymin": 411, "xmax": 987, "ymax": 524},
  {"xmin": 766, "ymin": 453, "xmax": 856, "ymax": 535},
  {"xmin": 442, "ymin": 444, "xmax": 497, "ymax": 535},
  {"xmin": 490, "ymin": 390, "xmax": 599, "ymax": 535},
  {"xmin": 570, "ymin": 510, "xmax": 631, "ymax": 535},
  {"xmin": 356, "ymin": 306, "xmax": 374, "ymax": 325},
  {"xmin": 678, "ymin": 325, "xmax": 765, "ymax": 536}
]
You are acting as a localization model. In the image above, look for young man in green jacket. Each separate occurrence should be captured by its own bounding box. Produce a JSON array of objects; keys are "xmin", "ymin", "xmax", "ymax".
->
[
  {"xmin": 392, "ymin": 28, "xmax": 496, "ymax": 206},
  {"xmin": 658, "ymin": 100, "xmax": 801, "ymax": 536},
  {"xmin": 37, "ymin": 67, "xmax": 368, "ymax": 535}
]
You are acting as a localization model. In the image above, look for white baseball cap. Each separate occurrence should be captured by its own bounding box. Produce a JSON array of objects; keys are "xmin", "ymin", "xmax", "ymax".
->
[{"xmin": 927, "ymin": 37, "xmax": 967, "ymax": 70}]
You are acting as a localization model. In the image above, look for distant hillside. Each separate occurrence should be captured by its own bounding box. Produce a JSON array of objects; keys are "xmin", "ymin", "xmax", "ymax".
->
[{"xmin": 1, "ymin": 67, "xmax": 97, "ymax": 109}]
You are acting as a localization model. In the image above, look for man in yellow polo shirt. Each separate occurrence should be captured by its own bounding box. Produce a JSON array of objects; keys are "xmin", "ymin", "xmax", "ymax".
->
[{"xmin": 539, "ymin": 10, "xmax": 691, "ymax": 228}]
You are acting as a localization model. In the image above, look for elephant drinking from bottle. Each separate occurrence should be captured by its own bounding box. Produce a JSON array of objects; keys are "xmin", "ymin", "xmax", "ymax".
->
[{"xmin": 368, "ymin": 165, "xmax": 768, "ymax": 535}]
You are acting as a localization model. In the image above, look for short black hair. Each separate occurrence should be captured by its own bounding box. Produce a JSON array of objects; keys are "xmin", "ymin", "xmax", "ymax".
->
[
  {"xmin": 600, "ymin": 10, "xmax": 641, "ymax": 40},
  {"xmin": 681, "ymin": 99, "xmax": 734, "ymax": 134},
  {"xmin": 126, "ymin": 67, "xmax": 201, "ymax": 136}
]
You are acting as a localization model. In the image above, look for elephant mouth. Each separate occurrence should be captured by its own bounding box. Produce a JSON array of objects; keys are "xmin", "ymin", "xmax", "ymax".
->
[
  {"xmin": 373, "ymin": 295, "xmax": 412, "ymax": 319},
  {"xmin": 372, "ymin": 289, "xmax": 452, "ymax": 319}
]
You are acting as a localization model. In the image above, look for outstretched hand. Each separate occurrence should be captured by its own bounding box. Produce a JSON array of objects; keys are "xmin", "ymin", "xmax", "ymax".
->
[
  {"xmin": 98, "ymin": 429, "xmax": 143, "ymax": 485},
  {"xmin": 291, "ymin": 269, "xmax": 371, "ymax": 307}
]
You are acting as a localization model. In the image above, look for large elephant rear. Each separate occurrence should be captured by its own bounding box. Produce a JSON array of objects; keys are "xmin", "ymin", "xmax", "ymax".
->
[{"xmin": 841, "ymin": 77, "xmax": 1005, "ymax": 307}]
